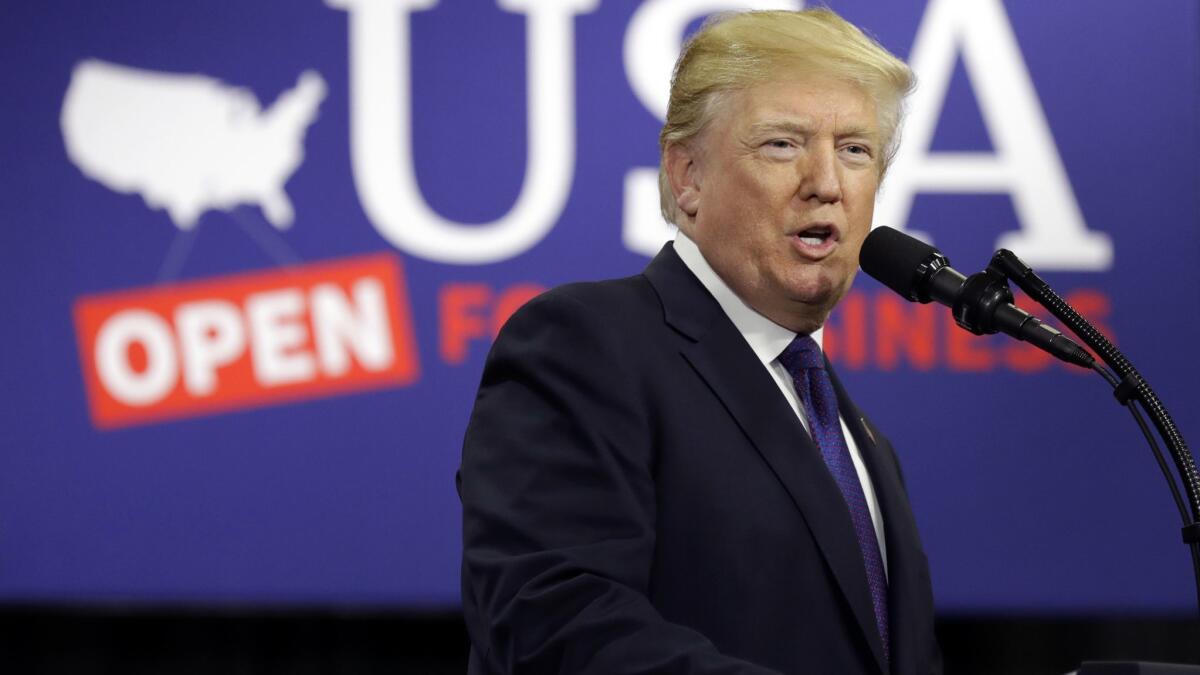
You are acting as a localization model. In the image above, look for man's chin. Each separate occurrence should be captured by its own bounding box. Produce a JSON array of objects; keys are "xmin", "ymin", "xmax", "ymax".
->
[
  {"xmin": 786, "ymin": 280, "xmax": 838, "ymax": 311},
  {"xmin": 781, "ymin": 284, "xmax": 847, "ymax": 331},
  {"xmin": 771, "ymin": 296, "xmax": 833, "ymax": 334},
  {"xmin": 789, "ymin": 268, "xmax": 856, "ymax": 307}
]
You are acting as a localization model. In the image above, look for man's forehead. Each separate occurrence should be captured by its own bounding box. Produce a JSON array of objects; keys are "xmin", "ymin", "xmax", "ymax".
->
[{"xmin": 724, "ymin": 78, "xmax": 878, "ymax": 130}]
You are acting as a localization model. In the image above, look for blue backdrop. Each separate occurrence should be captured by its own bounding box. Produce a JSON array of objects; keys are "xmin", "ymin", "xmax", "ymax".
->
[{"xmin": 1, "ymin": 0, "xmax": 1198, "ymax": 613}]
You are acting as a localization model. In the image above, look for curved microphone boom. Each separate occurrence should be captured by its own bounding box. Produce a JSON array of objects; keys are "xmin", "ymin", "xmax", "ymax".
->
[{"xmin": 859, "ymin": 226, "xmax": 1094, "ymax": 369}]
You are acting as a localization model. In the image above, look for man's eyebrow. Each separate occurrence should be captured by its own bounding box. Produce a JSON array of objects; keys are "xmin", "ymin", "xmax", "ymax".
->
[{"xmin": 836, "ymin": 124, "xmax": 880, "ymax": 140}]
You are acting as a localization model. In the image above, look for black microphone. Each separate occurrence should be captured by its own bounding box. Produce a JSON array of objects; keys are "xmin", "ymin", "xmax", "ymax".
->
[{"xmin": 859, "ymin": 226, "xmax": 1094, "ymax": 368}]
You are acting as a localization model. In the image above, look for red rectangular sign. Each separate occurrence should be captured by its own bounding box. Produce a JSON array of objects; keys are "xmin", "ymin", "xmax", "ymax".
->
[{"xmin": 74, "ymin": 253, "xmax": 419, "ymax": 429}]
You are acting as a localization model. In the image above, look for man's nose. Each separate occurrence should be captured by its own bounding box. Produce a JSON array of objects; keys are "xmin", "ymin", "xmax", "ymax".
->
[{"xmin": 798, "ymin": 143, "xmax": 842, "ymax": 203}]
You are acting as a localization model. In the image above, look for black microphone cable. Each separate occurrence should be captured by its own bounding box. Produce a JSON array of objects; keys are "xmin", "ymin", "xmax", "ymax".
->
[
  {"xmin": 989, "ymin": 251, "xmax": 1200, "ymax": 523},
  {"xmin": 859, "ymin": 225, "xmax": 1200, "ymax": 616},
  {"xmin": 1091, "ymin": 360, "xmax": 1200, "ymax": 615},
  {"xmin": 989, "ymin": 249, "xmax": 1200, "ymax": 617}
]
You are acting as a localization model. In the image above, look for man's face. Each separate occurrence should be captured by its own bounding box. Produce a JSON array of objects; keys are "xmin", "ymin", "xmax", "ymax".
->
[{"xmin": 671, "ymin": 74, "xmax": 881, "ymax": 333}]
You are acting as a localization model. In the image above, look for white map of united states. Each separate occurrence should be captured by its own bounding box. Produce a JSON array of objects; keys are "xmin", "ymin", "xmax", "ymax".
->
[{"xmin": 61, "ymin": 60, "xmax": 326, "ymax": 230}]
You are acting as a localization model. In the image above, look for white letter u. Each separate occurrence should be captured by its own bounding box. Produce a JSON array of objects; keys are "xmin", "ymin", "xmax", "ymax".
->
[{"xmin": 328, "ymin": 0, "xmax": 598, "ymax": 264}]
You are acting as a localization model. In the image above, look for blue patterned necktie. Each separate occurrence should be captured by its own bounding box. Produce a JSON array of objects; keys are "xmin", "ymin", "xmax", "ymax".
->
[{"xmin": 778, "ymin": 334, "xmax": 890, "ymax": 663}]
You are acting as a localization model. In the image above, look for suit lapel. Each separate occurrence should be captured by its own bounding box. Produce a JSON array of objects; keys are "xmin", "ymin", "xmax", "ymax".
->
[{"xmin": 645, "ymin": 245, "xmax": 888, "ymax": 674}]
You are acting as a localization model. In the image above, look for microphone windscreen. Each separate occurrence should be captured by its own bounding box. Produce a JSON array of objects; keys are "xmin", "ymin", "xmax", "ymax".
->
[{"xmin": 859, "ymin": 226, "xmax": 942, "ymax": 299}]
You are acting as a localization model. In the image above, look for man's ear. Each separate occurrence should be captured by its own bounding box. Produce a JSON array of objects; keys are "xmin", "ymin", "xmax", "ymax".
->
[{"xmin": 665, "ymin": 143, "xmax": 701, "ymax": 219}]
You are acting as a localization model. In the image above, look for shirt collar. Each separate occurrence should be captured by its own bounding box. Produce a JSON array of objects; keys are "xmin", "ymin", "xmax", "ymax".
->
[{"xmin": 673, "ymin": 231, "xmax": 823, "ymax": 366}]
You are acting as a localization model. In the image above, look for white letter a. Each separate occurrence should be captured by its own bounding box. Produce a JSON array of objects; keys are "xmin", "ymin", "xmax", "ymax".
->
[{"xmin": 876, "ymin": 0, "xmax": 1112, "ymax": 271}]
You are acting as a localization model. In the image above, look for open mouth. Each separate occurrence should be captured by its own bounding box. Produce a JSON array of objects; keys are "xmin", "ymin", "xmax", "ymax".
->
[
  {"xmin": 796, "ymin": 225, "xmax": 834, "ymax": 246},
  {"xmin": 790, "ymin": 223, "xmax": 840, "ymax": 259}
]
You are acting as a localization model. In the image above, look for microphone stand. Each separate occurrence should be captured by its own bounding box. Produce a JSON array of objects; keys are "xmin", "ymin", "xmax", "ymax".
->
[{"xmin": 986, "ymin": 249, "xmax": 1200, "ymax": 618}]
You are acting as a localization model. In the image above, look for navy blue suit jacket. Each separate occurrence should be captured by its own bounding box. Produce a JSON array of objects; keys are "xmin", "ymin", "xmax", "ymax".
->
[{"xmin": 458, "ymin": 244, "xmax": 940, "ymax": 674}]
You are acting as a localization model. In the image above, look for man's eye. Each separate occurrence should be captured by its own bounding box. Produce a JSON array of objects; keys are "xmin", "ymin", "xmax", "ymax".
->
[{"xmin": 762, "ymin": 139, "xmax": 799, "ymax": 157}]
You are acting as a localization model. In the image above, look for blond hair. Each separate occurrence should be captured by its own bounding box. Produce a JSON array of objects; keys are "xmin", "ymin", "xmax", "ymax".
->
[{"xmin": 658, "ymin": 9, "xmax": 915, "ymax": 225}]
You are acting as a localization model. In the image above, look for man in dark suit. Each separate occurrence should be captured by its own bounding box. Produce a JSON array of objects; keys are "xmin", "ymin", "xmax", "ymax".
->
[{"xmin": 458, "ymin": 8, "xmax": 940, "ymax": 674}]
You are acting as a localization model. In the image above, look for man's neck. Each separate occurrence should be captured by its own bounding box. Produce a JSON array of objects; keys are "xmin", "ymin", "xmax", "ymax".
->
[{"xmin": 672, "ymin": 231, "xmax": 824, "ymax": 364}]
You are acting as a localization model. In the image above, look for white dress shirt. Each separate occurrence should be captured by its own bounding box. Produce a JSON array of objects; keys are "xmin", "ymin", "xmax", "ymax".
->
[{"xmin": 673, "ymin": 232, "xmax": 888, "ymax": 574}]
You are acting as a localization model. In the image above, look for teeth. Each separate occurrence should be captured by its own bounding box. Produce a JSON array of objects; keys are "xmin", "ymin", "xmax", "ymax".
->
[{"xmin": 799, "ymin": 236, "xmax": 824, "ymax": 246}]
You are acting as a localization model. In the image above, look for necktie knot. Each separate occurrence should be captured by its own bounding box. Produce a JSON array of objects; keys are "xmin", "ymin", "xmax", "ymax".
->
[{"xmin": 778, "ymin": 333, "xmax": 825, "ymax": 374}]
